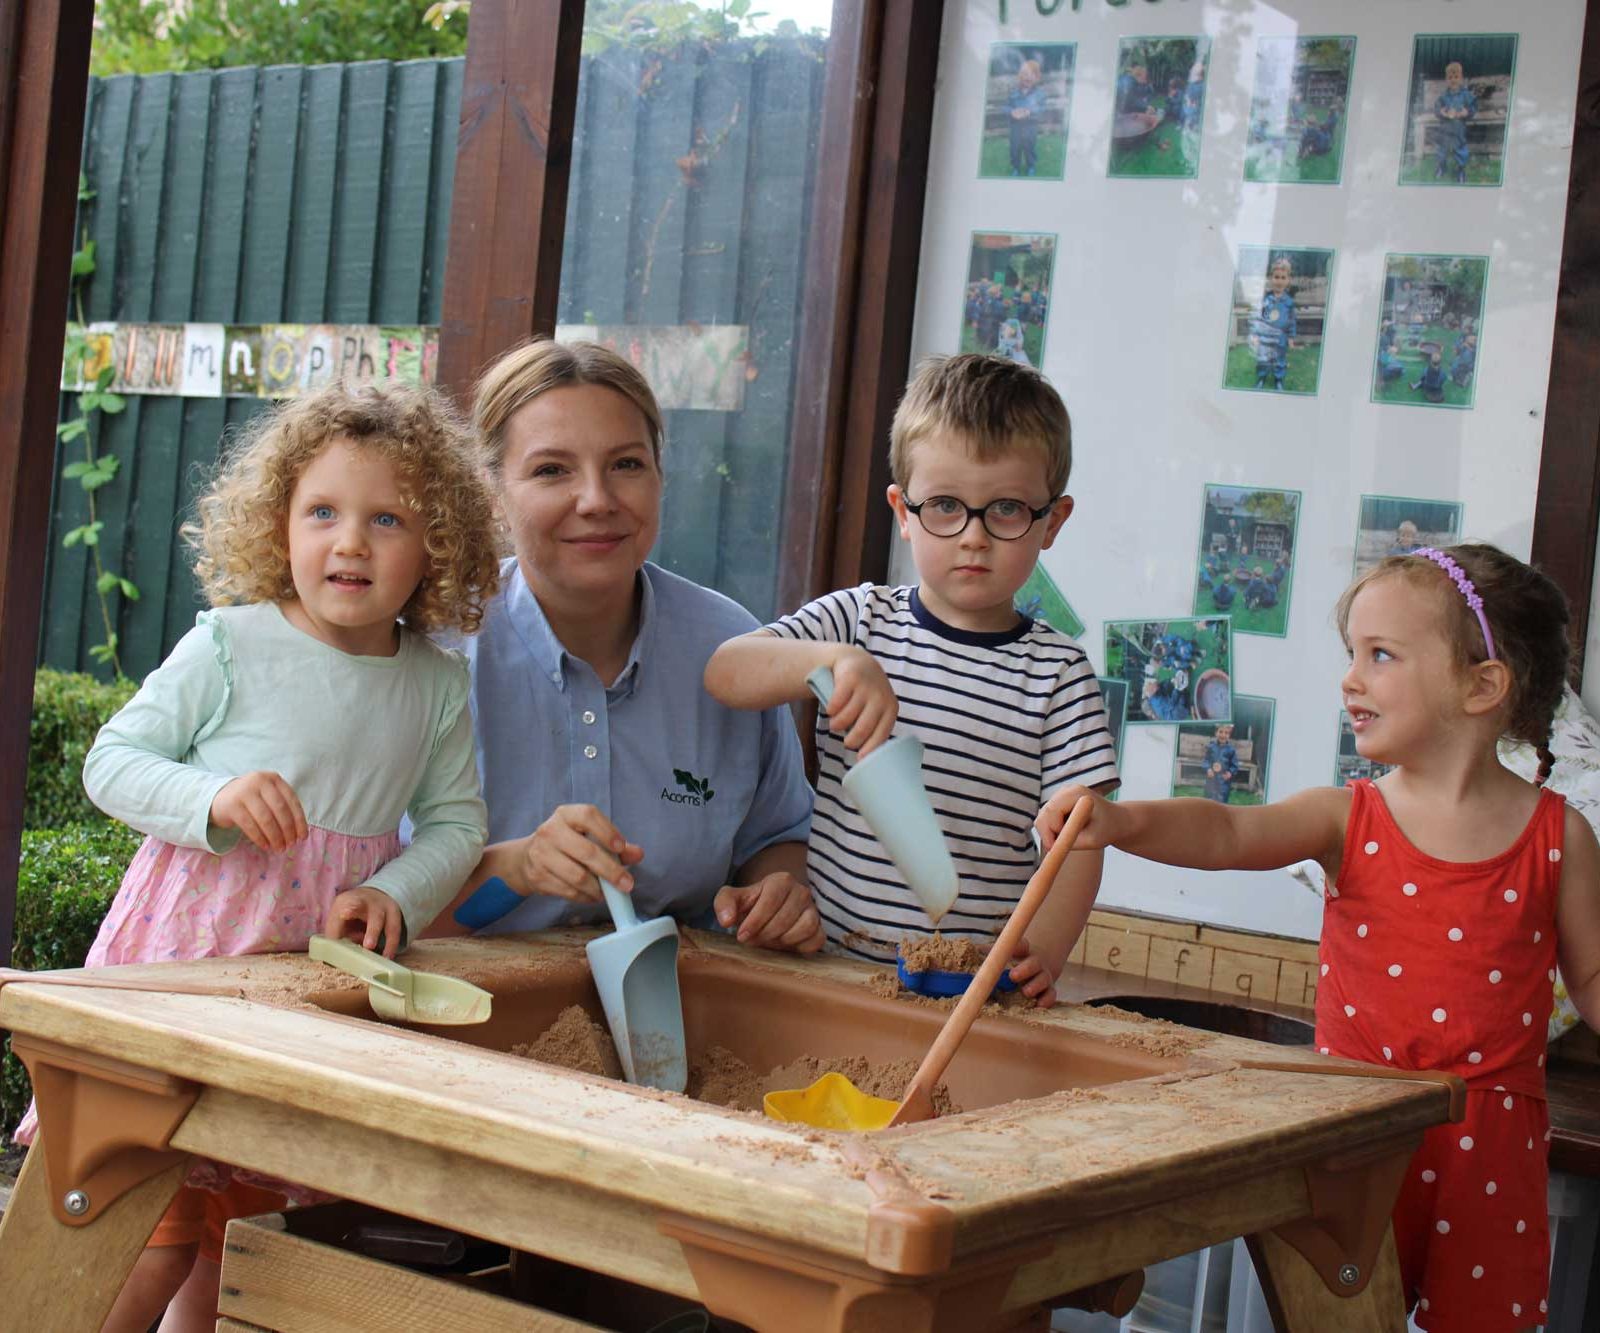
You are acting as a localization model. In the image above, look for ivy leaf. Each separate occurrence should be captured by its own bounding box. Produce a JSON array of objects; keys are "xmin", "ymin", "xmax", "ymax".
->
[
  {"xmin": 94, "ymin": 366, "xmax": 116, "ymax": 391},
  {"xmin": 56, "ymin": 418, "xmax": 88, "ymax": 442},
  {"xmin": 119, "ymin": 579, "xmax": 140, "ymax": 602},
  {"xmin": 88, "ymin": 642, "xmax": 115, "ymax": 664},
  {"xmin": 97, "ymin": 392, "xmax": 126, "ymax": 415},
  {"xmin": 62, "ymin": 460, "xmax": 92, "ymax": 479},
  {"xmin": 80, "ymin": 466, "xmax": 115, "ymax": 493},
  {"xmin": 70, "ymin": 242, "xmax": 96, "ymax": 278},
  {"xmin": 96, "ymin": 570, "xmax": 120, "ymax": 595},
  {"xmin": 62, "ymin": 525, "xmax": 87, "ymax": 548},
  {"xmin": 78, "ymin": 172, "xmax": 95, "ymax": 202},
  {"xmin": 79, "ymin": 521, "xmax": 104, "ymax": 547}
]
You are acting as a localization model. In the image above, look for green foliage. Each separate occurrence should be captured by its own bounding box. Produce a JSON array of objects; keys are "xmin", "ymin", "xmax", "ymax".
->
[
  {"xmin": 27, "ymin": 670, "xmax": 137, "ymax": 830},
  {"xmin": 90, "ymin": 0, "xmax": 467, "ymax": 77},
  {"xmin": 2, "ymin": 820, "xmax": 140, "ymax": 1140},
  {"xmin": 425, "ymin": 0, "xmax": 814, "ymax": 56}
]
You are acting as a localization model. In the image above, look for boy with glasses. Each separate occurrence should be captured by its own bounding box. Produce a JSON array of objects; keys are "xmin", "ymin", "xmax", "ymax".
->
[{"xmin": 705, "ymin": 354, "xmax": 1118, "ymax": 1004}]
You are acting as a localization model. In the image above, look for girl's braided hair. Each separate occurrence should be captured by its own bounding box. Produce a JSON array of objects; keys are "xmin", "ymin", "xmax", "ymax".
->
[{"xmin": 1335, "ymin": 542, "xmax": 1571, "ymax": 784}]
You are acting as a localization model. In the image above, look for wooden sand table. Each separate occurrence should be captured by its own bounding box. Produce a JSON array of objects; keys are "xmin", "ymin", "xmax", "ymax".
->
[{"xmin": 0, "ymin": 929, "xmax": 1461, "ymax": 1331}]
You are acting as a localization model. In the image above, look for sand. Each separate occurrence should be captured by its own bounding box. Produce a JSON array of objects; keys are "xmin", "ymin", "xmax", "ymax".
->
[
  {"xmin": 897, "ymin": 934, "xmax": 988, "ymax": 974},
  {"xmin": 512, "ymin": 1007, "xmax": 961, "ymax": 1117}
]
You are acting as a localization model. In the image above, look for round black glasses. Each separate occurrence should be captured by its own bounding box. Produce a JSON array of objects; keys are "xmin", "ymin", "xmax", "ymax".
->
[{"xmin": 903, "ymin": 494, "xmax": 1055, "ymax": 541}]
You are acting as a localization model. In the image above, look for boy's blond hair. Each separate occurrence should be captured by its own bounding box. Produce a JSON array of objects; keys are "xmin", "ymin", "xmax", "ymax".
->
[
  {"xmin": 185, "ymin": 382, "xmax": 501, "ymax": 636},
  {"xmin": 889, "ymin": 353, "xmax": 1071, "ymax": 497}
]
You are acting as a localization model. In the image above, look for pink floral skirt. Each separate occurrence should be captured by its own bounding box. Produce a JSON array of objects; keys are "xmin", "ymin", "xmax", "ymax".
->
[{"xmin": 12, "ymin": 823, "xmax": 400, "ymax": 1200}]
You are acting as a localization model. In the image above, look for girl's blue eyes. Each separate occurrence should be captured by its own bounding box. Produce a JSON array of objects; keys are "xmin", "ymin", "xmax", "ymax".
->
[{"xmin": 308, "ymin": 505, "xmax": 401, "ymax": 527}]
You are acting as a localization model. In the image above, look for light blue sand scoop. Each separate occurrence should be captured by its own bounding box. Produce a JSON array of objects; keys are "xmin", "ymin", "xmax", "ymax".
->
[{"xmin": 805, "ymin": 666, "xmax": 960, "ymax": 923}]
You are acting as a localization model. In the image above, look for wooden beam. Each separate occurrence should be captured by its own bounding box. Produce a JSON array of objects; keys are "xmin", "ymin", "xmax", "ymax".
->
[
  {"xmin": 0, "ymin": 0, "xmax": 96, "ymax": 965},
  {"xmin": 1535, "ymin": 0, "xmax": 1600, "ymax": 669},
  {"xmin": 779, "ymin": 0, "xmax": 945, "ymax": 612},
  {"xmin": 436, "ymin": 0, "xmax": 587, "ymax": 405}
]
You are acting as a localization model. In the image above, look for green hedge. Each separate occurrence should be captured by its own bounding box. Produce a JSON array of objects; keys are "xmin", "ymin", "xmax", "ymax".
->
[
  {"xmin": 6, "ymin": 667, "xmax": 140, "ymax": 1141},
  {"xmin": 2, "ymin": 820, "xmax": 140, "ymax": 1141},
  {"xmin": 28, "ymin": 669, "xmax": 135, "ymax": 829}
]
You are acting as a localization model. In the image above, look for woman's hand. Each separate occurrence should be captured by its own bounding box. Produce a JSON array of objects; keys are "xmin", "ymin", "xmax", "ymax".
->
[
  {"xmin": 826, "ymin": 646, "xmax": 898, "ymax": 756},
  {"xmin": 210, "ymin": 771, "xmax": 307, "ymax": 853},
  {"xmin": 714, "ymin": 873, "xmax": 825, "ymax": 953},
  {"xmin": 324, "ymin": 886, "xmax": 405, "ymax": 958},
  {"xmin": 503, "ymin": 804, "xmax": 644, "ymax": 903},
  {"xmin": 1035, "ymin": 784, "xmax": 1123, "ymax": 852},
  {"xmin": 1005, "ymin": 935, "xmax": 1057, "ymax": 1008}
]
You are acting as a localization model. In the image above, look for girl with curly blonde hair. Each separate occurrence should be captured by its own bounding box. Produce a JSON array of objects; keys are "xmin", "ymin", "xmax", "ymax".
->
[{"xmin": 20, "ymin": 381, "xmax": 500, "ymax": 1333}]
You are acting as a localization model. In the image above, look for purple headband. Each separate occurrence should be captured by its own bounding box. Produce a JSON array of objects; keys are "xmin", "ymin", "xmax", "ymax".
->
[{"xmin": 1410, "ymin": 547, "xmax": 1496, "ymax": 660}]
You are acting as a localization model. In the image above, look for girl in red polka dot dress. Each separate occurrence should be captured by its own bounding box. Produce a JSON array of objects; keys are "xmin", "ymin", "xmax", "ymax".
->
[{"xmin": 1038, "ymin": 544, "xmax": 1600, "ymax": 1331}]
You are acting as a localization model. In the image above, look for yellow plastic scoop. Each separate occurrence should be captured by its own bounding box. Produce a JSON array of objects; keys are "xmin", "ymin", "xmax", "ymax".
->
[
  {"xmin": 762, "ymin": 797, "xmax": 1094, "ymax": 1131},
  {"xmin": 763, "ymin": 1072, "xmax": 899, "ymax": 1131}
]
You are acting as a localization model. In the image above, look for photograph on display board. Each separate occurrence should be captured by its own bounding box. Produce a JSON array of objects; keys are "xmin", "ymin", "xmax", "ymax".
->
[
  {"xmin": 1191, "ymin": 484, "xmax": 1301, "ymax": 637},
  {"xmin": 1399, "ymin": 33, "xmax": 1518, "ymax": 187},
  {"xmin": 1104, "ymin": 617, "xmax": 1232, "ymax": 726},
  {"xmin": 979, "ymin": 43, "xmax": 1076, "ymax": 181},
  {"xmin": 1096, "ymin": 677, "xmax": 1130, "ymax": 799},
  {"xmin": 1107, "ymin": 35, "xmax": 1211, "ymax": 179},
  {"xmin": 1371, "ymin": 253, "xmax": 1488, "ymax": 409},
  {"xmin": 1243, "ymin": 36, "xmax": 1356, "ymax": 184},
  {"xmin": 1353, "ymin": 494, "xmax": 1464, "ymax": 579},
  {"xmin": 1172, "ymin": 694, "xmax": 1275, "ymax": 806},
  {"xmin": 1015, "ymin": 563, "xmax": 1084, "ymax": 637},
  {"xmin": 961, "ymin": 231, "xmax": 1056, "ymax": 366},
  {"xmin": 1335, "ymin": 710, "xmax": 1394, "ymax": 788},
  {"xmin": 1221, "ymin": 246, "xmax": 1334, "ymax": 396}
]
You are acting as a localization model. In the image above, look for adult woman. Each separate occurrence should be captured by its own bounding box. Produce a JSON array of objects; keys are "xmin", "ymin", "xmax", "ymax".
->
[{"xmin": 438, "ymin": 339, "xmax": 820, "ymax": 950}]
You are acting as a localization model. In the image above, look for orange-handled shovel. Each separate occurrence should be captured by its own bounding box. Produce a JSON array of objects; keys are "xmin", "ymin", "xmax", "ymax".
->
[{"xmin": 888, "ymin": 796, "xmax": 1095, "ymax": 1127}]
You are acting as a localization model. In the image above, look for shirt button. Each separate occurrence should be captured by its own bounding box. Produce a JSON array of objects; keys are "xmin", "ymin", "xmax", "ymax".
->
[
  {"xmin": 582, "ymin": 710, "xmax": 596, "ymax": 725},
  {"xmin": 583, "ymin": 744, "xmax": 598, "ymax": 759}
]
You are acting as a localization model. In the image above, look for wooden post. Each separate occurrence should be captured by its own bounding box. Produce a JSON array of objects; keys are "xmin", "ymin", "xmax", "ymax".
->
[
  {"xmin": 779, "ymin": 0, "xmax": 946, "ymax": 612},
  {"xmin": 1535, "ymin": 0, "xmax": 1600, "ymax": 666},
  {"xmin": 435, "ymin": 0, "xmax": 587, "ymax": 406},
  {"xmin": 0, "ymin": 0, "xmax": 96, "ymax": 964}
]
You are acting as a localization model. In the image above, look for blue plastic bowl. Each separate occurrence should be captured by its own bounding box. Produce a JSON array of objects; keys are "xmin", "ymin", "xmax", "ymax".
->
[{"xmin": 896, "ymin": 957, "xmax": 1019, "ymax": 999}]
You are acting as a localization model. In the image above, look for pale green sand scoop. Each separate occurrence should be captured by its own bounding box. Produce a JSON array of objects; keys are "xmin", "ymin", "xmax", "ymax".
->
[{"xmin": 309, "ymin": 934, "xmax": 492, "ymax": 1024}]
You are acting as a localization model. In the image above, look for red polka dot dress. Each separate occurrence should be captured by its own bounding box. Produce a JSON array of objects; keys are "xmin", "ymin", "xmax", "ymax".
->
[{"xmin": 1319, "ymin": 780, "xmax": 1562, "ymax": 1331}]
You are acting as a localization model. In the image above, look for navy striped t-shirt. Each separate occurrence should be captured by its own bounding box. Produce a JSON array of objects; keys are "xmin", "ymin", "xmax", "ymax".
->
[{"xmin": 765, "ymin": 583, "xmax": 1119, "ymax": 961}]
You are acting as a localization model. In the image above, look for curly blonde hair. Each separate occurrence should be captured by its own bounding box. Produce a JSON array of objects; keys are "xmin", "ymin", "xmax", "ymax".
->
[{"xmin": 185, "ymin": 382, "xmax": 501, "ymax": 635}]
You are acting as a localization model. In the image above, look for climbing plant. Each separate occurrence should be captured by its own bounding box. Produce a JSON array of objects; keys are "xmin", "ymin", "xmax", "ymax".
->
[{"xmin": 58, "ymin": 173, "xmax": 136, "ymax": 679}]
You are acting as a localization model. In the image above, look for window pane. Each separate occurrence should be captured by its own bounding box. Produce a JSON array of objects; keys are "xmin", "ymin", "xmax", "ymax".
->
[{"xmin": 556, "ymin": 5, "xmax": 830, "ymax": 620}]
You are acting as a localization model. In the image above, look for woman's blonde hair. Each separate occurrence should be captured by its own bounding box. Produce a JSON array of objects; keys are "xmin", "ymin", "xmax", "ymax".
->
[
  {"xmin": 472, "ymin": 338, "xmax": 665, "ymax": 477},
  {"xmin": 184, "ymin": 381, "xmax": 502, "ymax": 635}
]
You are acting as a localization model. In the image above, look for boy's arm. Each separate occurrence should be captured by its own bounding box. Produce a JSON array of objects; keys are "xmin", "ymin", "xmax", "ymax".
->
[
  {"xmin": 1027, "ymin": 845, "xmax": 1103, "ymax": 977},
  {"xmin": 704, "ymin": 631, "xmax": 848, "ymax": 710},
  {"xmin": 706, "ymin": 631, "xmax": 899, "ymax": 756},
  {"xmin": 1557, "ymin": 804, "xmax": 1600, "ymax": 1032},
  {"xmin": 1037, "ymin": 784, "xmax": 1350, "ymax": 883}
]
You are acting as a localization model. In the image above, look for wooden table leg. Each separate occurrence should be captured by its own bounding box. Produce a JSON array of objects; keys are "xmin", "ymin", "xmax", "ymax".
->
[
  {"xmin": 0, "ymin": 1140, "xmax": 186, "ymax": 1330},
  {"xmin": 1246, "ymin": 1223, "xmax": 1407, "ymax": 1332}
]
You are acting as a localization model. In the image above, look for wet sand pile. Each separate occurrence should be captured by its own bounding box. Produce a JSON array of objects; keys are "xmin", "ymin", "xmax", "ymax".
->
[
  {"xmin": 897, "ymin": 934, "xmax": 987, "ymax": 973},
  {"xmin": 510, "ymin": 1005, "xmax": 623, "ymax": 1079},
  {"xmin": 512, "ymin": 1006, "xmax": 960, "ymax": 1117},
  {"xmin": 687, "ymin": 1048, "xmax": 960, "ymax": 1117}
]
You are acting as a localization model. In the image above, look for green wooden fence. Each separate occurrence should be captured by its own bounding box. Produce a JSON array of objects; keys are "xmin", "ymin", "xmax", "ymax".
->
[{"xmin": 42, "ymin": 42, "xmax": 823, "ymax": 681}]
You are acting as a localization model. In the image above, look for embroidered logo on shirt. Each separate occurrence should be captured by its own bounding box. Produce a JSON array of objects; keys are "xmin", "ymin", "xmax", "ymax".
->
[{"xmin": 662, "ymin": 769, "xmax": 715, "ymax": 807}]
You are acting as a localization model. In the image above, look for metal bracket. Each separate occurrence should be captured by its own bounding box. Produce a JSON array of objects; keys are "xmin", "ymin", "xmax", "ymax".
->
[{"xmin": 10, "ymin": 1034, "xmax": 199, "ymax": 1226}]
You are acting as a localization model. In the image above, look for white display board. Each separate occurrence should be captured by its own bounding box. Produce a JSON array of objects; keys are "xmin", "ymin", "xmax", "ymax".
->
[{"xmin": 903, "ymin": 0, "xmax": 1586, "ymax": 938}]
